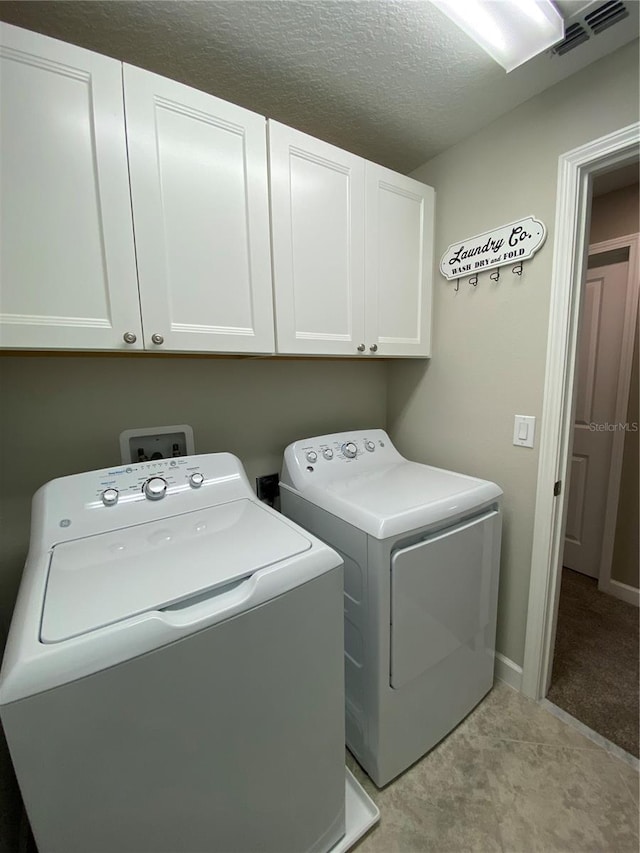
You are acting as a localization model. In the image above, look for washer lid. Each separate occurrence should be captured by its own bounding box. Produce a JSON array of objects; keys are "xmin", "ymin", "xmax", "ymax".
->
[
  {"xmin": 41, "ymin": 499, "xmax": 311, "ymax": 643},
  {"xmin": 284, "ymin": 461, "xmax": 502, "ymax": 539}
]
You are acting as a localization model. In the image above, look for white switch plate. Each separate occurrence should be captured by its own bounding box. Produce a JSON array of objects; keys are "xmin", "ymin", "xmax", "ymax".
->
[{"xmin": 513, "ymin": 415, "xmax": 536, "ymax": 448}]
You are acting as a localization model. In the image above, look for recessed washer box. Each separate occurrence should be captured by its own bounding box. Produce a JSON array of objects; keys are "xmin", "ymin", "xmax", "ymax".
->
[{"xmin": 119, "ymin": 425, "xmax": 195, "ymax": 464}]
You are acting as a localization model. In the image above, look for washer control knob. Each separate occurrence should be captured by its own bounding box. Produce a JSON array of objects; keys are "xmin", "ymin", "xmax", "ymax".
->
[
  {"xmin": 101, "ymin": 488, "xmax": 119, "ymax": 507},
  {"xmin": 144, "ymin": 477, "xmax": 168, "ymax": 500},
  {"xmin": 365, "ymin": 440, "xmax": 376, "ymax": 452},
  {"xmin": 322, "ymin": 448, "xmax": 334, "ymax": 460},
  {"xmin": 189, "ymin": 472, "xmax": 205, "ymax": 488},
  {"xmin": 342, "ymin": 441, "xmax": 357, "ymax": 459},
  {"xmin": 305, "ymin": 450, "xmax": 318, "ymax": 463}
]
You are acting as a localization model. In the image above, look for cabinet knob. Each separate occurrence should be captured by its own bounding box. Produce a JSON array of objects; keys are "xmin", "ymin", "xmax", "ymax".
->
[
  {"xmin": 357, "ymin": 343, "xmax": 365, "ymax": 352},
  {"xmin": 151, "ymin": 333, "xmax": 164, "ymax": 346},
  {"xmin": 369, "ymin": 344, "xmax": 378, "ymax": 353},
  {"xmin": 123, "ymin": 332, "xmax": 137, "ymax": 344}
]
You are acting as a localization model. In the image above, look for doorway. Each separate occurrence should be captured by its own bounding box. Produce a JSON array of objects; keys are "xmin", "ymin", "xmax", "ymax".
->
[
  {"xmin": 521, "ymin": 123, "xmax": 639, "ymax": 732},
  {"xmin": 547, "ymin": 174, "xmax": 639, "ymax": 755}
]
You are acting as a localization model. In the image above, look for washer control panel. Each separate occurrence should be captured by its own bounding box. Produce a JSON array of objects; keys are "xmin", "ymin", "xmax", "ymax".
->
[{"xmin": 92, "ymin": 456, "xmax": 209, "ymax": 507}]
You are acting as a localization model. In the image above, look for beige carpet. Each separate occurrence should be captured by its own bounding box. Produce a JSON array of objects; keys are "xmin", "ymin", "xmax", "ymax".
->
[{"xmin": 548, "ymin": 568, "xmax": 639, "ymax": 757}]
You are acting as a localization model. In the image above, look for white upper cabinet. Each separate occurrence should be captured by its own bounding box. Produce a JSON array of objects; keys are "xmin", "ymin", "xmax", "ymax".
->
[
  {"xmin": 123, "ymin": 66, "xmax": 275, "ymax": 353},
  {"xmin": 269, "ymin": 121, "xmax": 366, "ymax": 356},
  {"xmin": 269, "ymin": 121, "xmax": 433, "ymax": 358},
  {"xmin": 0, "ymin": 23, "xmax": 143, "ymax": 351},
  {"xmin": 365, "ymin": 165, "xmax": 434, "ymax": 357},
  {"xmin": 1, "ymin": 24, "xmax": 433, "ymax": 358}
]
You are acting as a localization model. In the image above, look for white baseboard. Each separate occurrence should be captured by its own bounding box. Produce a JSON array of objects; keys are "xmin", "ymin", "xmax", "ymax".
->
[
  {"xmin": 601, "ymin": 579, "xmax": 640, "ymax": 607},
  {"xmin": 495, "ymin": 652, "xmax": 523, "ymax": 692}
]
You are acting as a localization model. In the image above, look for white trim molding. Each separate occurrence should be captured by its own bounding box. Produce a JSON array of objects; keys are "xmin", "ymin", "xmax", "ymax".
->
[
  {"xmin": 522, "ymin": 122, "xmax": 640, "ymax": 700},
  {"xmin": 495, "ymin": 652, "xmax": 523, "ymax": 692},
  {"xmin": 600, "ymin": 579, "xmax": 640, "ymax": 608}
]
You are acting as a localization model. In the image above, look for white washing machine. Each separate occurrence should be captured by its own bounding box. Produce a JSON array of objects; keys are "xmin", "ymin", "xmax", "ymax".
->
[
  {"xmin": 280, "ymin": 429, "xmax": 503, "ymax": 787},
  {"xmin": 0, "ymin": 453, "xmax": 378, "ymax": 853}
]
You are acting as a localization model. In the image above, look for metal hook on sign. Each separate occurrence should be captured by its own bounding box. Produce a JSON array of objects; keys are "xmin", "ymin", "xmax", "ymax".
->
[
  {"xmin": 454, "ymin": 278, "xmax": 460, "ymax": 292},
  {"xmin": 512, "ymin": 263, "xmax": 523, "ymax": 276},
  {"xmin": 469, "ymin": 275, "xmax": 478, "ymax": 287},
  {"xmin": 490, "ymin": 269, "xmax": 500, "ymax": 282}
]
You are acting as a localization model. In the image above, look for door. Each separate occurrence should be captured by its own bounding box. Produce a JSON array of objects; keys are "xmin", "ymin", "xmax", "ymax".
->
[
  {"xmin": 0, "ymin": 24, "xmax": 142, "ymax": 350},
  {"xmin": 124, "ymin": 65, "xmax": 275, "ymax": 353},
  {"xmin": 365, "ymin": 165, "xmax": 434, "ymax": 357},
  {"xmin": 564, "ymin": 252, "xmax": 630, "ymax": 576},
  {"xmin": 269, "ymin": 121, "xmax": 366, "ymax": 355},
  {"xmin": 390, "ymin": 510, "xmax": 500, "ymax": 689}
]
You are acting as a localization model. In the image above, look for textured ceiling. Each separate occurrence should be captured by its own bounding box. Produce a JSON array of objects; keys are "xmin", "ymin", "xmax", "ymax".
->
[{"xmin": 0, "ymin": 1, "xmax": 637, "ymax": 172}]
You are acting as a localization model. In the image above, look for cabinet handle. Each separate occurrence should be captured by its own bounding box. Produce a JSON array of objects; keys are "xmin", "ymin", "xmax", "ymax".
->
[
  {"xmin": 357, "ymin": 344, "xmax": 365, "ymax": 352},
  {"xmin": 369, "ymin": 344, "xmax": 378, "ymax": 353},
  {"xmin": 151, "ymin": 333, "xmax": 164, "ymax": 346},
  {"xmin": 123, "ymin": 332, "xmax": 137, "ymax": 344}
]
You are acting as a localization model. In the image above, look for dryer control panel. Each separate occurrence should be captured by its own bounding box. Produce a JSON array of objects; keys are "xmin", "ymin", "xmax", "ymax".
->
[{"xmin": 281, "ymin": 429, "xmax": 405, "ymax": 486}]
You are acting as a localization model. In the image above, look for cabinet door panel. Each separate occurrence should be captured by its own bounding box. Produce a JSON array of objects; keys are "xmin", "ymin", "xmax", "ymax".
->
[
  {"xmin": 365, "ymin": 165, "xmax": 433, "ymax": 357},
  {"xmin": 0, "ymin": 24, "xmax": 142, "ymax": 350},
  {"xmin": 269, "ymin": 122, "xmax": 366, "ymax": 356},
  {"xmin": 124, "ymin": 66, "xmax": 274, "ymax": 353}
]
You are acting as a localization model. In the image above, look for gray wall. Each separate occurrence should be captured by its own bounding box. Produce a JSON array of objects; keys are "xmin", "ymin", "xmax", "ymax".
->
[
  {"xmin": 611, "ymin": 313, "xmax": 638, "ymax": 590},
  {"xmin": 590, "ymin": 183, "xmax": 639, "ymax": 591},
  {"xmin": 387, "ymin": 42, "xmax": 640, "ymax": 667},
  {"xmin": 590, "ymin": 183, "xmax": 639, "ymax": 244},
  {"xmin": 0, "ymin": 355, "xmax": 387, "ymax": 641}
]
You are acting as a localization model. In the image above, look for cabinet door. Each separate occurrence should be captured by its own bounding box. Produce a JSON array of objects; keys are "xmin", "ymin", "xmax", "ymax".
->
[
  {"xmin": 0, "ymin": 24, "xmax": 143, "ymax": 350},
  {"xmin": 124, "ymin": 66, "xmax": 274, "ymax": 354},
  {"xmin": 269, "ymin": 121, "xmax": 366, "ymax": 356},
  {"xmin": 365, "ymin": 164, "xmax": 434, "ymax": 357}
]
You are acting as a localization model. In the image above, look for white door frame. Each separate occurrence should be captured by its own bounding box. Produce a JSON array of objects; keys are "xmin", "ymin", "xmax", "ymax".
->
[
  {"xmin": 521, "ymin": 122, "xmax": 640, "ymax": 700},
  {"xmin": 591, "ymin": 233, "xmax": 639, "ymax": 606}
]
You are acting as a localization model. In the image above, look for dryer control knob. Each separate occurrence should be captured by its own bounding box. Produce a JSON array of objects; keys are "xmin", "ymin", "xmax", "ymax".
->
[
  {"xmin": 101, "ymin": 488, "xmax": 119, "ymax": 507},
  {"xmin": 322, "ymin": 448, "xmax": 334, "ymax": 460},
  {"xmin": 342, "ymin": 441, "xmax": 357, "ymax": 459},
  {"xmin": 189, "ymin": 472, "xmax": 205, "ymax": 488},
  {"xmin": 365, "ymin": 440, "xmax": 376, "ymax": 452},
  {"xmin": 305, "ymin": 450, "xmax": 318, "ymax": 463},
  {"xmin": 144, "ymin": 477, "xmax": 168, "ymax": 500}
]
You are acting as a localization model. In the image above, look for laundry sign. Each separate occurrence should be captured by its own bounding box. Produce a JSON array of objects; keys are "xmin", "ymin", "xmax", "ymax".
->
[{"xmin": 439, "ymin": 216, "xmax": 546, "ymax": 280}]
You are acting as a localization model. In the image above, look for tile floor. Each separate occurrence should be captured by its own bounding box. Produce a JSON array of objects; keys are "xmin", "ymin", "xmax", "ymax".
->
[{"xmin": 349, "ymin": 681, "xmax": 639, "ymax": 853}]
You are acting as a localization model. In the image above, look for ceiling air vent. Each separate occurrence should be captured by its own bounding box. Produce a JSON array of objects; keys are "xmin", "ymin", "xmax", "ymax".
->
[
  {"xmin": 584, "ymin": 1, "xmax": 629, "ymax": 34},
  {"xmin": 552, "ymin": 22, "xmax": 590, "ymax": 55}
]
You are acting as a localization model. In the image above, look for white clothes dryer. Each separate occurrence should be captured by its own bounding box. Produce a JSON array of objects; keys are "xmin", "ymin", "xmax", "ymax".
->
[
  {"xmin": 280, "ymin": 429, "xmax": 503, "ymax": 787},
  {"xmin": 0, "ymin": 453, "xmax": 378, "ymax": 853}
]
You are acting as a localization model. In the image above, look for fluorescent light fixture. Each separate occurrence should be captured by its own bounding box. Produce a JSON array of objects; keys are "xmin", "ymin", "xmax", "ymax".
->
[{"xmin": 432, "ymin": 0, "xmax": 565, "ymax": 72}]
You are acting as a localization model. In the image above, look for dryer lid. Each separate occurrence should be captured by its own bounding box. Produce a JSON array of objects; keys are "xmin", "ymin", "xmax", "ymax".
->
[
  {"xmin": 284, "ymin": 462, "xmax": 502, "ymax": 539},
  {"xmin": 41, "ymin": 499, "xmax": 311, "ymax": 643},
  {"xmin": 281, "ymin": 429, "xmax": 502, "ymax": 539}
]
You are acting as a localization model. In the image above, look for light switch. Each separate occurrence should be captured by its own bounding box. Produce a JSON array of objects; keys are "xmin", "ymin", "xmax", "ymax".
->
[{"xmin": 513, "ymin": 415, "xmax": 535, "ymax": 448}]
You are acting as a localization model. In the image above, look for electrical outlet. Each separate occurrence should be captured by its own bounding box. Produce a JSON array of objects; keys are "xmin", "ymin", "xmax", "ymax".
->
[{"xmin": 256, "ymin": 473, "xmax": 280, "ymax": 508}]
